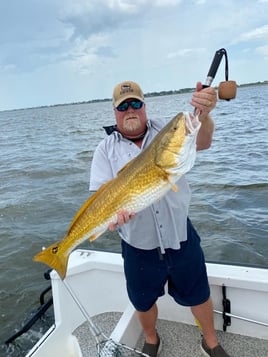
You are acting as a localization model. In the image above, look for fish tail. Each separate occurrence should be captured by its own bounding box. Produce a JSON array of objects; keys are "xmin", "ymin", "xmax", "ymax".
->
[{"xmin": 33, "ymin": 241, "xmax": 69, "ymax": 280}]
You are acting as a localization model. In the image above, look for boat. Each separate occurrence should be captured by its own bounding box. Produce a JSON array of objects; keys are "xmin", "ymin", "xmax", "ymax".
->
[{"xmin": 21, "ymin": 248, "xmax": 268, "ymax": 356}]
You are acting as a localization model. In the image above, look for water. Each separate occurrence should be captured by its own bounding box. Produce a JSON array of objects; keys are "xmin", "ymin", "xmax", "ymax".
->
[{"xmin": 1, "ymin": 86, "xmax": 267, "ymax": 356}]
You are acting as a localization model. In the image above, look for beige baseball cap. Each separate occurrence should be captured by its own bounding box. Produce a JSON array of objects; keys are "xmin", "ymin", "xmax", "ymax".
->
[{"xmin": 113, "ymin": 81, "xmax": 144, "ymax": 107}]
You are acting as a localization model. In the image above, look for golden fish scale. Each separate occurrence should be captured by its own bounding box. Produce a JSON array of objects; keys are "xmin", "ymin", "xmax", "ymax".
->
[
  {"xmin": 63, "ymin": 113, "xmax": 187, "ymax": 245},
  {"xmin": 33, "ymin": 113, "xmax": 191, "ymax": 278}
]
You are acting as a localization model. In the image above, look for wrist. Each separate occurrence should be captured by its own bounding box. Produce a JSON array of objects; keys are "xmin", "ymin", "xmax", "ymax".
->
[
  {"xmin": 199, "ymin": 114, "xmax": 214, "ymax": 134},
  {"xmin": 199, "ymin": 112, "xmax": 209, "ymax": 122}
]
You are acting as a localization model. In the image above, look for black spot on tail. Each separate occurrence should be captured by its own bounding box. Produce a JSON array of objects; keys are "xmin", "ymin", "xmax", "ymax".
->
[{"xmin": 52, "ymin": 246, "xmax": 59, "ymax": 254}]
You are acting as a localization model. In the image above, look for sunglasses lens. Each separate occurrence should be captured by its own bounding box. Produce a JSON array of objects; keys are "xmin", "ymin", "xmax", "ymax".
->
[
  {"xmin": 117, "ymin": 102, "xmax": 129, "ymax": 111},
  {"xmin": 117, "ymin": 100, "xmax": 143, "ymax": 112},
  {"xmin": 131, "ymin": 101, "xmax": 143, "ymax": 109}
]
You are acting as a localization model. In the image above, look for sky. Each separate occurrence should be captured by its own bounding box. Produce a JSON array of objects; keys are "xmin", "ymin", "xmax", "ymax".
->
[{"xmin": 0, "ymin": 0, "xmax": 267, "ymax": 111}]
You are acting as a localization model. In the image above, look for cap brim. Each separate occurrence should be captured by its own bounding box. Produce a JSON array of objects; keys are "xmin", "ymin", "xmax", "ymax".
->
[{"xmin": 113, "ymin": 95, "xmax": 144, "ymax": 108}]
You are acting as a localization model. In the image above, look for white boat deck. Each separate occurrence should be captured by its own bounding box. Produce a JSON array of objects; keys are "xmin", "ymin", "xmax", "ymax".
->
[
  {"xmin": 26, "ymin": 251, "xmax": 267, "ymax": 357},
  {"xmin": 73, "ymin": 312, "xmax": 268, "ymax": 357}
]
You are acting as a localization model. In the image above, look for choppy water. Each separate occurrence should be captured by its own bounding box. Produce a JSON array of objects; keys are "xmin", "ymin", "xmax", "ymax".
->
[{"xmin": 1, "ymin": 85, "xmax": 267, "ymax": 356}]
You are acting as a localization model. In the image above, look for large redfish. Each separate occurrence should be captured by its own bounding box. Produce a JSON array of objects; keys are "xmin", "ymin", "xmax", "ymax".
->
[{"xmin": 34, "ymin": 112, "xmax": 200, "ymax": 279}]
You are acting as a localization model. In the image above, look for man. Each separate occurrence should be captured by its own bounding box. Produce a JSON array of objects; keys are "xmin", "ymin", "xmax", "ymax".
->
[{"xmin": 89, "ymin": 81, "xmax": 230, "ymax": 357}]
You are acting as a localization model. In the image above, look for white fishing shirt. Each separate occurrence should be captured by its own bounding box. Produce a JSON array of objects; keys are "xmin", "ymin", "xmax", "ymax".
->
[{"xmin": 89, "ymin": 118, "xmax": 191, "ymax": 253}]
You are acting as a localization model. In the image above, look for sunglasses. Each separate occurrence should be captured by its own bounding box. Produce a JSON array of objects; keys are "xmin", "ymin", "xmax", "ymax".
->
[{"xmin": 116, "ymin": 100, "xmax": 143, "ymax": 112}]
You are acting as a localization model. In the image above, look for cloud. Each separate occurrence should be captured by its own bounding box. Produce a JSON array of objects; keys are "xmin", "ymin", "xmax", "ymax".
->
[
  {"xmin": 61, "ymin": 32, "xmax": 118, "ymax": 75},
  {"xmin": 239, "ymin": 25, "xmax": 268, "ymax": 42},
  {"xmin": 167, "ymin": 48, "xmax": 205, "ymax": 59},
  {"xmin": 0, "ymin": 1, "xmax": 71, "ymax": 73},
  {"xmin": 0, "ymin": 1, "xmax": 65, "ymax": 44},
  {"xmin": 95, "ymin": 46, "xmax": 117, "ymax": 58},
  {"xmin": 60, "ymin": 0, "xmax": 181, "ymax": 39},
  {"xmin": 1, "ymin": 0, "xmax": 268, "ymax": 110}
]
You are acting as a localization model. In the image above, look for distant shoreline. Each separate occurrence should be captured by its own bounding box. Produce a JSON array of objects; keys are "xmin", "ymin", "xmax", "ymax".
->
[
  {"xmin": 43, "ymin": 80, "xmax": 268, "ymax": 108},
  {"xmin": 2, "ymin": 80, "xmax": 268, "ymax": 113}
]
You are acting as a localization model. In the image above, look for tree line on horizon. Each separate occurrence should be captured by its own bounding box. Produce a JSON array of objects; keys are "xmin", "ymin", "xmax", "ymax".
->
[
  {"xmin": 6, "ymin": 80, "xmax": 268, "ymax": 112},
  {"xmin": 65, "ymin": 80, "xmax": 268, "ymax": 107}
]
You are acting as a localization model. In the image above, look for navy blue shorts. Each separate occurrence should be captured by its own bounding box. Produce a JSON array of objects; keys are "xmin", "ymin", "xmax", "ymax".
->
[{"xmin": 121, "ymin": 218, "xmax": 210, "ymax": 312}]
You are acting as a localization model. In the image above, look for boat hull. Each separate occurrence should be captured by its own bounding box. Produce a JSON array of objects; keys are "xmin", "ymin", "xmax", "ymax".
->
[{"xmin": 26, "ymin": 249, "xmax": 268, "ymax": 357}]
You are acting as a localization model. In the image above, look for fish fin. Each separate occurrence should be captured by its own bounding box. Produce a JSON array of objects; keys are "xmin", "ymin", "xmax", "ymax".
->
[
  {"xmin": 164, "ymin": 173, "xmax": 178, "ymax": 192},
  {"xmin": 33, "ymin": 241, "xmax": 69, "ymax": 280},
  {"xmin": 89, "ymin": 230, "xmax": 106, "ymax": 242},
  {"xmin": 169, "ymin": 181, "xmax": 178, "ymax": 192}
]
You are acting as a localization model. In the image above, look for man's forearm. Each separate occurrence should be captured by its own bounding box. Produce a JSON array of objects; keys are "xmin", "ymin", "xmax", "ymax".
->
[{"xmin": 196, "ymin": 114, "xmax": 215, "ymax": 151}]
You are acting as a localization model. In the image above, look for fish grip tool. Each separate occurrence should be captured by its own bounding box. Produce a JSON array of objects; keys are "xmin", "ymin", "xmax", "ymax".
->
[
  {"xmin": 202, "ymin": 48, "xmax": 237, "ymax": 100},
  {"xmin": 62, "ymin": 279, "xmax": 150, "ymax": 356}
]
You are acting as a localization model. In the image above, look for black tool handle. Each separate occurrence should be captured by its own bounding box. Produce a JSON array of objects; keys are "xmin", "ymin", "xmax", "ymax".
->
[{"xmin": 203, "ymin": 48, "xmax": 227, "ymax": 87}]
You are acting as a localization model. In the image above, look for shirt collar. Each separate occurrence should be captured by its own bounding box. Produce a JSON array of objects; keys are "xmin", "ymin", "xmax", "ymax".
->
[{"xmin": 103, "ymin": 119, "xmax": 152, "ymax": 141}]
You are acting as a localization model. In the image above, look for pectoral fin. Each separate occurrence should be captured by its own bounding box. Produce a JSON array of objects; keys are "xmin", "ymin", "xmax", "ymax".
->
[
  {"xmin": 89, "ymin": 230, "xmax": 106, "ymax": 242},
  {"xmin": 164, "ymin": 172, "xmax": 178, "ymax": 192},
  {"xmin": 169, "ymin": 180, "xmax": 178, "ymax": 192}
]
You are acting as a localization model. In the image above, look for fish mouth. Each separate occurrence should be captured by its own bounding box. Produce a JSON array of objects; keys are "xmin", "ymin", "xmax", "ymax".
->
[{"xmin": 183, "ymin": 112, "xmax": 201, "ymax": 134}]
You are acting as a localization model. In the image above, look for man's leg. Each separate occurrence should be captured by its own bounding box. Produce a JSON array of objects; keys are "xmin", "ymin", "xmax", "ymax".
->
[
  {"xmin": 191, "ymin": 297, "xmax": 218, "ymax": 348},
  {"xmin": 136, "ymin": 303, "xmax": 158, "ymax": 344}
]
